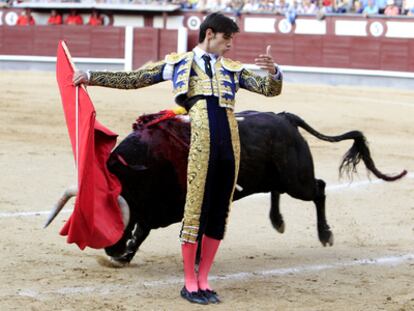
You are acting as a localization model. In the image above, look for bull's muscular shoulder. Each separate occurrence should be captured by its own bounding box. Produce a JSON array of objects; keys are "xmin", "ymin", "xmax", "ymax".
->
[
  {"xmin": 221, "ymin": 57, "xmax": 244, "ymax": 72},
  {"xmin": 165, "ymin": 52, "xmax": 193, "ymax": 64}
]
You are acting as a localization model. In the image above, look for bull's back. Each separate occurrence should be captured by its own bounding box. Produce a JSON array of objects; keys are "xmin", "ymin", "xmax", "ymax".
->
[
  {"xmin": 235, "ymin": 111, "xmax": 314, "ymax": 199},
  {"xmin": 109, "ymin": 111, "xmax": 316, "ymax": 230}
]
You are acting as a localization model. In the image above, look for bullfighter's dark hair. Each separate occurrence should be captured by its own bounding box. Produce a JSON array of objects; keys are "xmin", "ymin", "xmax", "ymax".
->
[{"xmin": 198, "ymin": 13, "xmax": 240, "ymax": 43}]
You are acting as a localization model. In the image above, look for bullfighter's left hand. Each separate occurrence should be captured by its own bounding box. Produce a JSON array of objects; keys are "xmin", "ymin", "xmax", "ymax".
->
[
  {"xmin": 73, "ymin": 70, "xmax": 89, "ymax": 86},
  {"xmin": 254, "ymin": 45, "xmax": 277, "ymax": 75}
]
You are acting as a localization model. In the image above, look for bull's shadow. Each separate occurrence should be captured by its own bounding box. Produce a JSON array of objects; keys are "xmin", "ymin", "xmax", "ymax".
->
[{"xmin": 104, "ymin": 111, "xmax": 406, "ymax": 265}]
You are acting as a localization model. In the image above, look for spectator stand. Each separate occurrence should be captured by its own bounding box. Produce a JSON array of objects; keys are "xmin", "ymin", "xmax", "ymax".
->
[
  {"xmin": 0, "ymin": 1, "xmax": 413, "ymax": 89},
  {"xmin": 6, "ymin": 1, "xmax": 181, "ymax": 26}
]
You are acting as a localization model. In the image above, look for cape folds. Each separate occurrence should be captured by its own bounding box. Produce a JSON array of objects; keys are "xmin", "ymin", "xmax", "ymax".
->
[{"xmin": 56, "ymin": 41, "xmax": 124, "ymax": 250}]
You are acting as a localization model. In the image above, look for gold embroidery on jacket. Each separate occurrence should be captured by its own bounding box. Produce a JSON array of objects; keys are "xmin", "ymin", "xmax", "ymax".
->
[
  {"xmin": 89, "ymin": 62, "xmax": 165, "ymax": 89},
  {"xmin": 172, "ymin": 53, "xmax": 194, "ymax": 99},
  {"xmin": 187, "ymin": 63, "xmax": 218, "ymax": 98},
  {"xmin": 223, "ymin": 109, "xmax": 240, "ymax": 238},
  {"xmin": 240, "ymin": 70, "xmax": 282, "ymax": 97},
  {"xmin": 215, "ymin": 61, "xmax": 236, "ymax": 109},
  {"xmin": 165, "ymin": 51, "xmax": 192, "ymax": 65},
  {"xmin": 221, "ymin": 57, "xmax": 244, "ymax": 72},
  {"xmin": 180, "ymin": 99, "xmax": 210, "ymax": 243}
]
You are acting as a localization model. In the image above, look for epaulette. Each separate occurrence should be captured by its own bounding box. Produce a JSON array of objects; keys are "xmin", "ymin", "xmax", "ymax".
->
[
  {"xmin": 221, "ymin": 57, "xmax": 244, "ymax": 72},
  {"xmin": 165, "ymin": 52, "xmax": 193, "ymax": 65},
  {"xmin": 137, "ymin": 60, "xmax": 165, "ymax": 70}
]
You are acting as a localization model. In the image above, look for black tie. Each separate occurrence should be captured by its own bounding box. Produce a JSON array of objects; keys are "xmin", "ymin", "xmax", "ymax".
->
[{"xmin": 202, "ymin": 54, "xmax": 213, "ymax": 79}]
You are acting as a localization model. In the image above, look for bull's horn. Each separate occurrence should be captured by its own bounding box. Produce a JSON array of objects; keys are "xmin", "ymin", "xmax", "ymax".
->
[
  {"xmin": 117, "ymin": 195, "xmax": 130, "ymax": 228},
  {"xmin": 45, "ymin": 186, "xmax": 130, "ymax": 229},
  {"xmin": 44, "ymin": 185, "xmax": 78, "ymax": 228},
  {"xmin": 44, "ymin": 188, "xmax": 130, "ymax": 229},
  {"xmin": 235, "ymin": 184, "xmax": 243, "ymax": 191}
]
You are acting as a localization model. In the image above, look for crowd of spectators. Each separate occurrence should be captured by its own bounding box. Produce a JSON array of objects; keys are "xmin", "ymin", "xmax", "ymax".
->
[
  {"xmin": 172, "ymin": 0, "xmax": 414, "ymax": 16},
  {"xmin": 15, "ymin": 8, "xmax": 105, "ymax": 25},
  {"xmin": 9, "ymin": 0, "xmax": 414, "ymax": 27}
]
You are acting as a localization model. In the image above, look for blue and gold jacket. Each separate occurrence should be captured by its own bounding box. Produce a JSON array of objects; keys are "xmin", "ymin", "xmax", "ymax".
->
[{"xmin": 89, "ymin": 51, "xmax": 282, "ymax": 110}]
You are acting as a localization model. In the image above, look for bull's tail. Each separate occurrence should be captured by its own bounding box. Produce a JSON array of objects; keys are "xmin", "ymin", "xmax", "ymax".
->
[{"xmin": 282, "ymin": 112, "xmax": 407, "ymax": 181}]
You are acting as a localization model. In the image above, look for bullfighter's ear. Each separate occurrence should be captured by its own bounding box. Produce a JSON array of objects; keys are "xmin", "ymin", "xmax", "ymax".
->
[{"xmin": 129, "ymin": 164, "xmax": 148, "ymax": 171}]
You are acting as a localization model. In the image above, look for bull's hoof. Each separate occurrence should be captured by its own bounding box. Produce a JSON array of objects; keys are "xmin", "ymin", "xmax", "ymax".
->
[
  {"xmin": 275, "ymin": 221, "xmax": 285, "ymax": 234},
  {"xmin": 271, "ymin": 219, "xmax": 285, "ymax": 234},
  {"xmin": 96, "ymin": 255, "xmax": 129, "ymax": 268},
  {"xmin": 104, "ymin": 250, "xmax": 135, "ymax": 267},
  {"xmin": 320, "ymin": 231, "xmax": 334, "ymax": 247},
  {"xmin": 108, "ymin": 256, "xmax": 131, "ymax": 268}
]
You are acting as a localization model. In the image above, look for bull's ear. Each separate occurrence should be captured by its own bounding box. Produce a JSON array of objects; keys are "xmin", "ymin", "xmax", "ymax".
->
[{"xmin": 129, "ymin": 164, "xmax": 148, "ymax": 171}]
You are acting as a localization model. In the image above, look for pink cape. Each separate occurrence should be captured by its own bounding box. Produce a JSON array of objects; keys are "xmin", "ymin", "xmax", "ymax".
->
[{"xmin": 56, "ymin": 41, "xmax": 124, "ymax": 250}]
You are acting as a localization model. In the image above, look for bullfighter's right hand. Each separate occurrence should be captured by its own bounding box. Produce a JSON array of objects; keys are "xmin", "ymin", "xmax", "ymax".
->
[
  {"xmin": 73, "ymin": 70, "xmax": 89, "ymax": 86},
  {"xmin": 255, "ymin": 45, "xmax": 277, "ymax": 75}
]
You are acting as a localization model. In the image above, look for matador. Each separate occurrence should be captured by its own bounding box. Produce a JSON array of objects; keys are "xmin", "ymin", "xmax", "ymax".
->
[{"xmin": 73, "ymin": 12, "xmax": 283, "ymax": 305}]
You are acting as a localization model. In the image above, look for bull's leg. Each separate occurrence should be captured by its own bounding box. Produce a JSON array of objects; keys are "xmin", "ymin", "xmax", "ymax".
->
[
  {"xmin": 314, "ymin": 179, "xmax": 334, "ymax": 247},
  {"xmin": 104, "ymin": 222, "xmax": 151, "ymax": 264},
  {"xmin": 269, "ymin": 191, "xmax": 285, "ymax": 233}
]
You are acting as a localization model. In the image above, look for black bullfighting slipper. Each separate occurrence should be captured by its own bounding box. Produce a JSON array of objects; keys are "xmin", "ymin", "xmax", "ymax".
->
[
  {"xmin": 180, "ymin": 287, "xmax": 208, "ymax": 305},
  {"xmin": 200, "ymin": 289, "xmax": 221, "ymax": 304}
]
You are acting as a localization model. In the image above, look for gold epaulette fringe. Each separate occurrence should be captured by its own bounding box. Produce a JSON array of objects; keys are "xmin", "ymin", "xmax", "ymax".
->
[
  {"xmin": 221, "ymin": 57, "xmax": 244, "ymax": 72},
  {"xmin": 165, "ymin": 52, "xmax": 193, "ymax": 65}
]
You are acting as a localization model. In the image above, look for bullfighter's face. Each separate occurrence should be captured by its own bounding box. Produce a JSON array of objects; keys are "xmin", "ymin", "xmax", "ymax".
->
[{"xmin": 207, "ymin": 31, "xmax": 234, "ymax": 57}]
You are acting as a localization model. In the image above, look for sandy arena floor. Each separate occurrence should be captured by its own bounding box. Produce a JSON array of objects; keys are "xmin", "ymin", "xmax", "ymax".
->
[{"xmin": 0, "ymin": 71, "xmax": 413, "ymax": 311}]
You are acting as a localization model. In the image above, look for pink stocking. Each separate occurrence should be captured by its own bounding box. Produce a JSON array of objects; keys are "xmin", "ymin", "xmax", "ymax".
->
[
  {"xmin": 198, "ymin": 235, "xmax": 221, "ymax": 291},
  {"xmin": 181, "ymin": 242, "xmax": 198, "ymax": 292}
]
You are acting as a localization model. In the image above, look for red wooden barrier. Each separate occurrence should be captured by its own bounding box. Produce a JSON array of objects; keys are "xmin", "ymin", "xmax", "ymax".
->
[
  {"xmin": 232, "ymin": 32, "xmax": 414, "ymax": 72},
  {"xmin": 132, "ymin": 27, "xmax": 177, "ymax": 68},
  {"xmin": 1, "ymin": 17, "xmax": 413, "ymax": 73},
  {"xmin": 0, "ymin": 25, "xmax": 124, "ymax": 58}
]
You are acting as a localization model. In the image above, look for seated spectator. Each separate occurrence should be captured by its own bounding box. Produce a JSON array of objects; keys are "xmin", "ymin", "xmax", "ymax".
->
[
  {"xmin": 403, "ymin": 0, "xmax": 414, "ymax": 13},
  {"xmin": 16, "ymin": 8, "xmax": 35, "ymax": 26},
  {"xmin": 47, "ymin": 9, "xmax": 62, "ymax": 25},
  {"xmin": 335, "ymin": 0, "xmax": 351, "ymax": 13},
  {"xmin": 321, "ymin": 0, "xmax": 334, "ymax": 13},
  {"xmin": 172, "ymin": 0, "xmax": 195, "ymax": 9},
  {"xmin": 275, "ymin": 0, "xmax": 290, "ymax": 14},
  {"xmin": 384, "ymin": 0, "xmax": 400, "ymax": 14},
  {"xmin": 222, "ymin": 0, "xmax": 244, "ymax": 12},
  {"xmin": 302, "ymin": 0, "xmax": 319, "ymax": 13},
  {"xmin": 294, "ymin": 0, "xmax": 305, "ymax": 13},
  {"xmin": 362, "ymin": 0, "xmax": 379, "ymax": 15},
  {"xmin": 193, "ymin": 0, "xmax": 207, "ymax": 11},
  {"xmin": 65, "ymin": 9, "xmax": 83, "ymax": 25},
  {"xmin": 88, "ymin": 10, "xmax": 103, "ymax": 26},
  {"xmin": 187, "ymin": 0, "xmax": 199, "ymax": 9},
  {"xmin": 402, "ymin": 0, "xmax": 411, "ymax": 12},
  {"xmin": 204, "ymin": 0, "xmax": 226, "ymax": 11},
  {"xmin": 377, "ymin": 0, "xmax": 387, "ymax": 13},
  {"xmin": 258, "ymin": 0, "xmax": 275, "ymax": 11},
  {"xmin": 284, "ymin": 0, "xmax": 300, "ymax": 24},
  {"xmin": 353, "ymin": 0, "xmax": 364, "ymax": 12},
  {"xmin": 242, "ymin": 0, "xmax": 260, "ymax": 12}
]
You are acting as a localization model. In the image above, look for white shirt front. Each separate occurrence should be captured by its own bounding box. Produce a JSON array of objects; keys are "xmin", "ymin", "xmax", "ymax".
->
[
  {"xmin": 162, "ymin": 46, "xmax": 216, "ymax": 81},
  {"xmin": 192, "ymin": 46, "xmax": 218, "ymax": 76}
]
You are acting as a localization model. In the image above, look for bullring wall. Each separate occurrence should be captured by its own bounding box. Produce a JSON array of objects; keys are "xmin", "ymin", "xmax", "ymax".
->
[{"xmin": 1, "ymin": 9, "xmax": 413, "ymax": 88}]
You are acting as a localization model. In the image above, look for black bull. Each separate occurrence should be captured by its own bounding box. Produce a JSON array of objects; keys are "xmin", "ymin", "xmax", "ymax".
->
[{"xmin": 104, "ymin": 111, "xmax": 406, "ymax": 263}]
